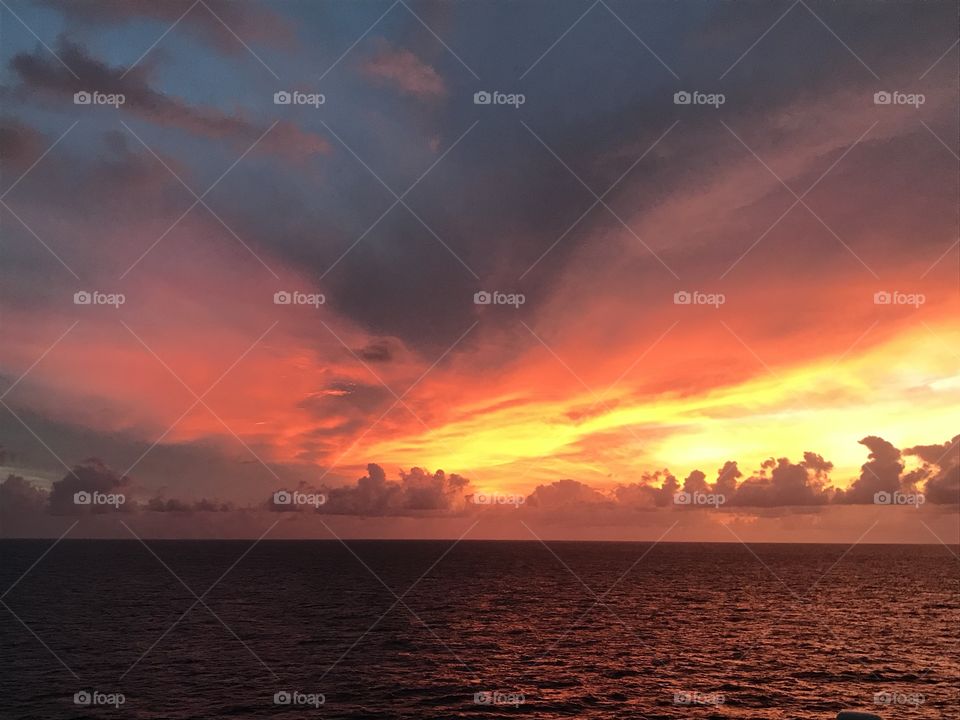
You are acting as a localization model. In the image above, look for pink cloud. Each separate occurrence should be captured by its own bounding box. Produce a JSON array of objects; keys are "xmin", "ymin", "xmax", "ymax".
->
[{"xmin": 361, "ymin": 41, "xmax": 446, "ymax": 99}]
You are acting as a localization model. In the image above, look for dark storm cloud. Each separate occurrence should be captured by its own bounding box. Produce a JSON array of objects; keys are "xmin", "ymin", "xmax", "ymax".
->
[
  {"xmin": 38, "ymin": 0, "xmax": 295, "ymax": 53},
  {"xmin": 47, "ymin": 457, "xmax": 130, "ymax": 514},
  {"xmin": 0, "ymin": 474, "xmax": 47, "ymax": 516},
  {"xmin": 9, "ymin": 40, "xmax": 328, "ymax": 160}
]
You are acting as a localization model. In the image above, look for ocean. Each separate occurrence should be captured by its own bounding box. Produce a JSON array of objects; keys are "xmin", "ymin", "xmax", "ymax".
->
[{"xmin": 1, "ymin": 540, "xmax": 956, "ymax": 718}]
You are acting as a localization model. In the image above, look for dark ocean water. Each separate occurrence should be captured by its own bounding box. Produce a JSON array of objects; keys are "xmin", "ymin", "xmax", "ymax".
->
[{"xmin": 0, "ymin": 540, "xmax": 956, "ymax": 719}]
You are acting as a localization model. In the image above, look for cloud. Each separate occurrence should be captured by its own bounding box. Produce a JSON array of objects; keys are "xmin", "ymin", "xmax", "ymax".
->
[
  {"xmin": 360, "ymin": 41, "xmax": 446, "ymax": 98},
  {"xmin": 905, "ymin": 435, "xmax": 960, "ymax": 505},
  {"xmin": 834, "ymin": 436, "xmax": 904, "ymax": 504},
  {"xmin": 526, "ymin": 478, "xmax": 612, "ymax": 510},
  {"xmin": 275, "ymin": 463, "xmax": 472, "ymax": 515},
  {"xmin": 38, "ymin": 0, "xmax": 295, "ymax": 53},
  {"xmin": 47, "ymin": 458, "xmax": 130, "ymax": 515},
  {"xmin": 9, "ymin": 40, "xmax": 329, "ymax": 160},
  {"xmin": 0, "ymin": 474, "xmax": 47, "ymax": 521},
  {"xmin": 728, "ymin": 455, "xmax": 832, "ymax": 507}
]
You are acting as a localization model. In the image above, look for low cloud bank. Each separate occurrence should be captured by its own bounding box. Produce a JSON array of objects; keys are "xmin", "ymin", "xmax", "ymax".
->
[{"xmin": 1, "ymin": 436, "xmax": 956, "ymax": 528}]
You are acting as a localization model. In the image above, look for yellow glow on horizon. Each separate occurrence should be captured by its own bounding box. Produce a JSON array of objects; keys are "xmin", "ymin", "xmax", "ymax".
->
[{"xmin": 352, "ymin": 321, "xmax": 960, "ymax": 491}]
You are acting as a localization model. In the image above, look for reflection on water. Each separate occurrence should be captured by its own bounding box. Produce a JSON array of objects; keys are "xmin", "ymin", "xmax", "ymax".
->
[{"xmin": 1, "ymin": 540, "xmax": 956, "ymax": 718}]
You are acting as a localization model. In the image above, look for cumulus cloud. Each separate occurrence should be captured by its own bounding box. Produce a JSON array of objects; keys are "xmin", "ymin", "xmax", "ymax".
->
[
  {"xmin": 9, "ymin": 40, "xmax": 329, "ymax": 160},
  {"xmin": 526, "ymin": 478, "xmax": 612, "ymax": 510},
  {"xmin": 48, "ymin": 458, "xmax": 130, "ymax": 515},
  {"xmin": 360, "ymin": 41, "xmax": 446, "ymax": 98},
  {"xmin": 905, "ymin": 435, "xmax": 960, "ymax": 505},
  {"xmin": 281, "ymin": 463, "xmax": 471, "ymax": 515},
  {"xmin": 728, "ymin": 455, "xmax": 832, "ymax": 507},
  {"xmin": 0, "ymin": 474, "xmax": 47, "ymax": 519},
  {"xmin": 834, "ymin": 436, "xmax": 904, "ymax": 504}
]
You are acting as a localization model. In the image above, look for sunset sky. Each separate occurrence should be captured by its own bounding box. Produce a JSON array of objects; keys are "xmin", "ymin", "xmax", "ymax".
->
[{"xmin": 1, "ymin": 0, "xmax": 957, "ymax": 540}]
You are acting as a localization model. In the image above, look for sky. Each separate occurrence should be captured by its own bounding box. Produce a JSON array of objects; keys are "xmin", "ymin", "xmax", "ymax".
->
[{"xmin": 0, "ymin": 0, "xmax": 958, "ymax": 541}]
